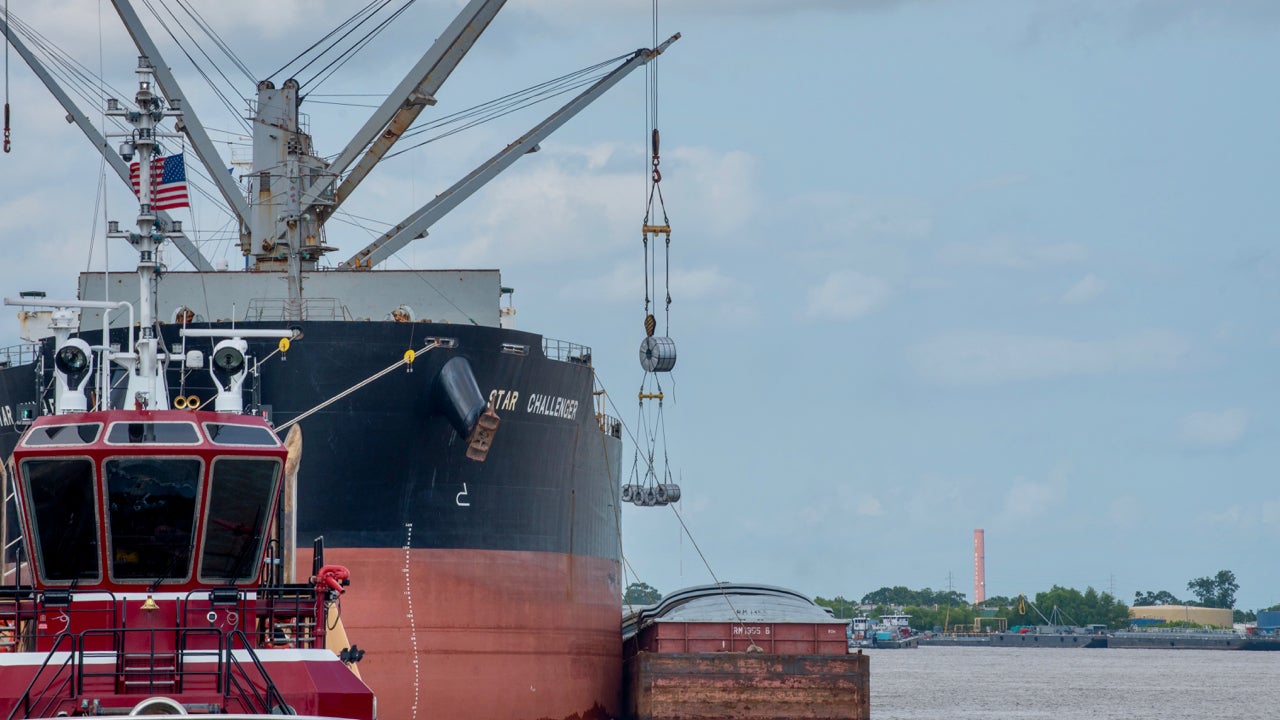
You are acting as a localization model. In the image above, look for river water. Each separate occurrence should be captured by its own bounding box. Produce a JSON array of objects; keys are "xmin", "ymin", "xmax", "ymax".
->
[{"xmin": 869, "ymin": 646, "xmax": 1279, "ymax": 720}]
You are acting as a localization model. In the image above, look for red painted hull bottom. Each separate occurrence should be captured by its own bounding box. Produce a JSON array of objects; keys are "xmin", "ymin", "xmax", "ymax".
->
[{"xmin": 299, "ymin": 548, "xmax": 622, "ymax": 720}]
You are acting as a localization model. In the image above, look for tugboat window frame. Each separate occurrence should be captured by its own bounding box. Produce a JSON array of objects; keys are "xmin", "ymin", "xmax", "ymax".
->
[
  {"xmin": 21, "ymin": 423, "xmax": 102, "ymax": 447},
  {"xmin": 105, "ymin": 421, "xmax": 202, "ymax": 445},
  {"xmin": 198, "ymin": 456, "xmax": 283, "ymax": 583},
  {"xmin": 20, "ymin": 456, "xmax": 102, "ymax": 585},
  {"xmin": 103, "ymin": 455, "xmax": 204, "ymax": 585},
  {"xmin": 202, "ymin": 422, "xmax": 282, "ymax": 447}
]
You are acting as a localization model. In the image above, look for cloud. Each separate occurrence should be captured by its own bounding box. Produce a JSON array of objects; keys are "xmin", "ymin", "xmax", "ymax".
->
[
  {"xmin": 803, "ymin": 271, "xmax": 891, "ymax": 322},
  {"xmin": 1107, "ymin": 496, "xmax": 1144, "ymax": 530},
  {"xmin": 1060, "ymin": 273, "xmax": 1105, "ymax": 305},
  {"xmin": 1004, "ymin": 479, "xmax": 1061, "ymax": 520},
  {"xmin": 909, "ymin": 330, "xmax": 1189, "ymax": 386},
  {"xmin": 855, "ymin": 497, "xmax": 885, "ymax": 517},
  {"xmin": 1199, "ymin": 498, "xmax": 1280, "ymax": 531},
  {"xmin": 514, "ymin": 0, "xmax": 922, "ymax": 20},
  {"xmin": 665, "ymin": 147, "xmax": 762, "ymax": 239},
  {"xmin": 1123, "ymin": 0, "xmax": 1280, "ymax": 35},
  {"xmin": 937, "ymin": 236, "xmax": 1088, "ymax": 269},
  {"xmin": 560, "ymin": 262, "xmax": 737, "ymax": 305},
  {"xmin": 415, "ymin": 142, "xmax": 758, "ymax": 268},
  {"xmin": 801, "ymin": 192, "xmax": 933, "ymax": 242},
  {"xmin": 1178, "ymin": 409, "xmax": 1248, "ymax": 450},
  {"xmin": 1021, "ymin": 1, "xmax": 1280, "ymax": 47}
]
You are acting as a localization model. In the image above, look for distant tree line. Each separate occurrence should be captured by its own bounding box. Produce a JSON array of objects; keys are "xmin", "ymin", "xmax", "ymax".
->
[
  {"xmin": 633, "ymin": 567, "xmax": 1274, "ymax": 629},
  {"xmin": 858, "ymin": 586, "xmax": 968, "ymax": 608},
  {"xmin": 817, "ymin": 584, "xmax": 1130, "ymax": 630},
  {"xmin": 1133, "ymin": 570, "xmax": 1239, "ymax": 609}
]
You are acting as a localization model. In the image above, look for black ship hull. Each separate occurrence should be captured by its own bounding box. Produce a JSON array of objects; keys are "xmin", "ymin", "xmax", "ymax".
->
[{"xmin": 0, "ymin": 320, "xmax": 625, "ymax": 720}]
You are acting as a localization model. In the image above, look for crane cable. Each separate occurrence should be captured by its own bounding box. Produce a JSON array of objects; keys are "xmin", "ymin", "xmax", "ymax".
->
[
  {"xmin": 4, "ymin": 0, "xmax": 10, "ymax": 153},
  {"xmin": 626, "ymin": 0, "xmax": 680, "ymax": 512}
]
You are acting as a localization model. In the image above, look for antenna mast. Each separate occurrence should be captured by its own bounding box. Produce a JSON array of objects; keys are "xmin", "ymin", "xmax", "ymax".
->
[{"xmin": 103, "ymin": 57, "xmax": 185, "ymax": 410}]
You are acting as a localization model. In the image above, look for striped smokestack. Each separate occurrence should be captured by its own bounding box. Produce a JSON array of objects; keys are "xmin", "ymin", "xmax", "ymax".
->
[{"xmin": 974, "ymin": 529, "xmax": 986, "ymax": 604}]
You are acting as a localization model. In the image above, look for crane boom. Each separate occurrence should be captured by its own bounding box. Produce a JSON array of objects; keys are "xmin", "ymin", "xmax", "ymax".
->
[
  {"xmin": 341, "ymin": 34, "xmax": 680, "ymax": 271},
  {"xmin": 302, "ymin": 0, "xmax": 508, "ymax": 219}
]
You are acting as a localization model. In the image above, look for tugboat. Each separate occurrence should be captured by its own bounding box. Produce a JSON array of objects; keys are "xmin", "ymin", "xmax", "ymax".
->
[
  {"xmin": 869, "ymin": 614, "xmax": 919, "ymax": 649},
  {"xmin": 0, "ymin": 57, "xmax": 373, "ymax": 720},
  {"xmin": 847, "ymin": 617, "xmax": 874, "ymax": 650}
]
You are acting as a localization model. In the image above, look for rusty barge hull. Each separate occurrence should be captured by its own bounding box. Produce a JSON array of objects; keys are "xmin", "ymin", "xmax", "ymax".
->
[{"xmin": 625, "ymin": 652, "xmax": 869, "ymax": 720}]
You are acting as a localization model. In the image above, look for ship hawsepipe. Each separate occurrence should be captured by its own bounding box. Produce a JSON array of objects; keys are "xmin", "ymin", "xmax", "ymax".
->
[{"xmin": 0, "ymin": 319, "xmax": 625, "ymax": 720}]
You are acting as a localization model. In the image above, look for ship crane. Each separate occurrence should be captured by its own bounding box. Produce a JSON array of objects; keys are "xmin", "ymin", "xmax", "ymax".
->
[
  {"xmin": 299, "ymin": 0, "xmax": 509, "ymax": 222},
  {"xmin": 4, "ymin": 0, "xmax": 679, "ymax": 319},
  {"xmin": 341, "ymin": 32, "xmax": 681, "ymax": 270}
]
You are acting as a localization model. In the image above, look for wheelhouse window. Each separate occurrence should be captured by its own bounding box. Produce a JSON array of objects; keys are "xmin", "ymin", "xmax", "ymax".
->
[
  {"xmin": 105, "ymin": 457, "xmax": 202, "ymax": 582},
  {"xmin": 200, "ymin": 458, "xmax": 281, "ymax": 583},
  {"xmin": 21, "ymin": 458, "xmax": 100, "ymax": 583},
  {"xmin": 106, "ymin": 422, "xmax": 200, "ymax": 445},
  {"xmin": 22, "ymin": 423, "xmax": 101, "ymax": 447},
  {"xmin": 203, "ymin": 423, "xmax": 280, "ymax": 447}
]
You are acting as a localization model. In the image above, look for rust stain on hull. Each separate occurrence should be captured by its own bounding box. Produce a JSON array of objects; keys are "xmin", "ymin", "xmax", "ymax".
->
[{"xmin": 625, "ymin": 652, "xmax": 869, "ymax": 720}]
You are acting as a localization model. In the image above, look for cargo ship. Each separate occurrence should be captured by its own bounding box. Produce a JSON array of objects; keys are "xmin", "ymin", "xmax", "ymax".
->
[{"xmin": 0, "ymin": 2, "xmax": 676, "ymax": 718}]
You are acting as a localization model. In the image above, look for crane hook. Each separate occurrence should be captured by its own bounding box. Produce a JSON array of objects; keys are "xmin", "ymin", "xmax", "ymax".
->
[{"xmin": 650, "ymin": 128, "xmax": 661, "ymax": 183}]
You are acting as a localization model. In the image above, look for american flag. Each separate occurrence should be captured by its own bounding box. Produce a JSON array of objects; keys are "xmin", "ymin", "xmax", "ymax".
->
[{"xmin": 128, "ymin": 153, "xmax": 190, "ymax": 211}]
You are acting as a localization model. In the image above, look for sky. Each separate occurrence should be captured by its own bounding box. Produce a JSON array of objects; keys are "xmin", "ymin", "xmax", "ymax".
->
[{"xmin": 0, "ymin": 0, "xmax": 1278, "ymax": 609}]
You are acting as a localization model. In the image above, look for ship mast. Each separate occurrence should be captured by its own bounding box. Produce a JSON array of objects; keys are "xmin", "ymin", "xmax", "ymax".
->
[{"xmin": 103, "ymin": 57, "xmax": 184, "ymax": 410}]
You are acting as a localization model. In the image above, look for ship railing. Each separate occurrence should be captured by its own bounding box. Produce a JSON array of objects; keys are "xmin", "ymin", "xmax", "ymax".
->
[
  {"xmin": 21, "ymin": 625, "xmax": 287, "ymax": 714},
  {"xmin": 0, "ymin": 342, "xmax": 39, "ymax": 369},
  {"xmin": 543, "ymin": 337, "xmax": 593, "ymax": 366},
  {"xmin": 75, "ymin": 626, "xmax": 225, "ymax": 697},
  {"xmin": 0, "ymin": 587, "xmax": 37, "ymax": 650},
  {"xmin": 596, "ymin": 412, "xmax": 622, "ymax": 439},
  {"xmin": 254, "ymin": 585, "xmax": 322, "ymax": 649},
  {"xmin": 4, "ymin": 631, "xmax": 76, "ymax": 720},
  {"xmin": 245, "ymin": 297, "xmax": 351, "ymax": 321},
  {"xmin": 223, "ymin": 629, "xmax": 291, "ymax": 714}
]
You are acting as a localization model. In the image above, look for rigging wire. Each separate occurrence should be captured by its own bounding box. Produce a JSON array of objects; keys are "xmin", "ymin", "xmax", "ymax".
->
[
  {"xmin": 173, "ymin": 0, "xmax": 255, "ymax": 84},
  {"xmin": 139, "ymin": 0, "xmax": 251, "ymax": 133},
  {"xmin": 301, "ymin": 0, "xmax": 417, "ymax": 92},
  {"xmin": 383, "ymin": 56, "xmax": 628, "ymax": 161},
  {"xmin": 298, "ymin": 2, "xmax": 393, "ymax": 86},
  {"xmin": 5, "ymin": 14, "xmax": 132, "ymax": 135},
  {"xmin": 597, "ymin": 370, "xmax": 748, "ymax": 626},
  {"xmin": 145, "ymin": 0, "xmax": 249, "ymax": 109},
  {"xmin": 400, "ymin": 54, "xmax": 626, "ymax": 139},
  {"xmin": 4, "ymin": 0, "xmax": 9, "ymax": 153},
  {"xmin": 265, "ymin": 0, "xmax": 387, "ymax": 82},
  {"xmin": 295, "ymin": 209, "xmax": 482, "ymax": 324},
  {"xmin": 85, "ymin": 0, "xmax": 108, "ymax": 275}
]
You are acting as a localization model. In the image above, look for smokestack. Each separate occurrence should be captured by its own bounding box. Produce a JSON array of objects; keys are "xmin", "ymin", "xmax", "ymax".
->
[{"xmin": 974, "ymin": 529, "xmax": 986, "ymax": 604}]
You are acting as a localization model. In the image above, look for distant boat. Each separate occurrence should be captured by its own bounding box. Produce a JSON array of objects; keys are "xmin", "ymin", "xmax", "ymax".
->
[
  {"xmin": 1109, "ymin": 628, "xmax": 1280, "ymax": 651},
  {"xmin": 848, "ymin": 613, "xmax": 918, "ymax": 650},
  {"xmin": 989, "ymin": 621, "xmax": 1110, "ymax": 648}
]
